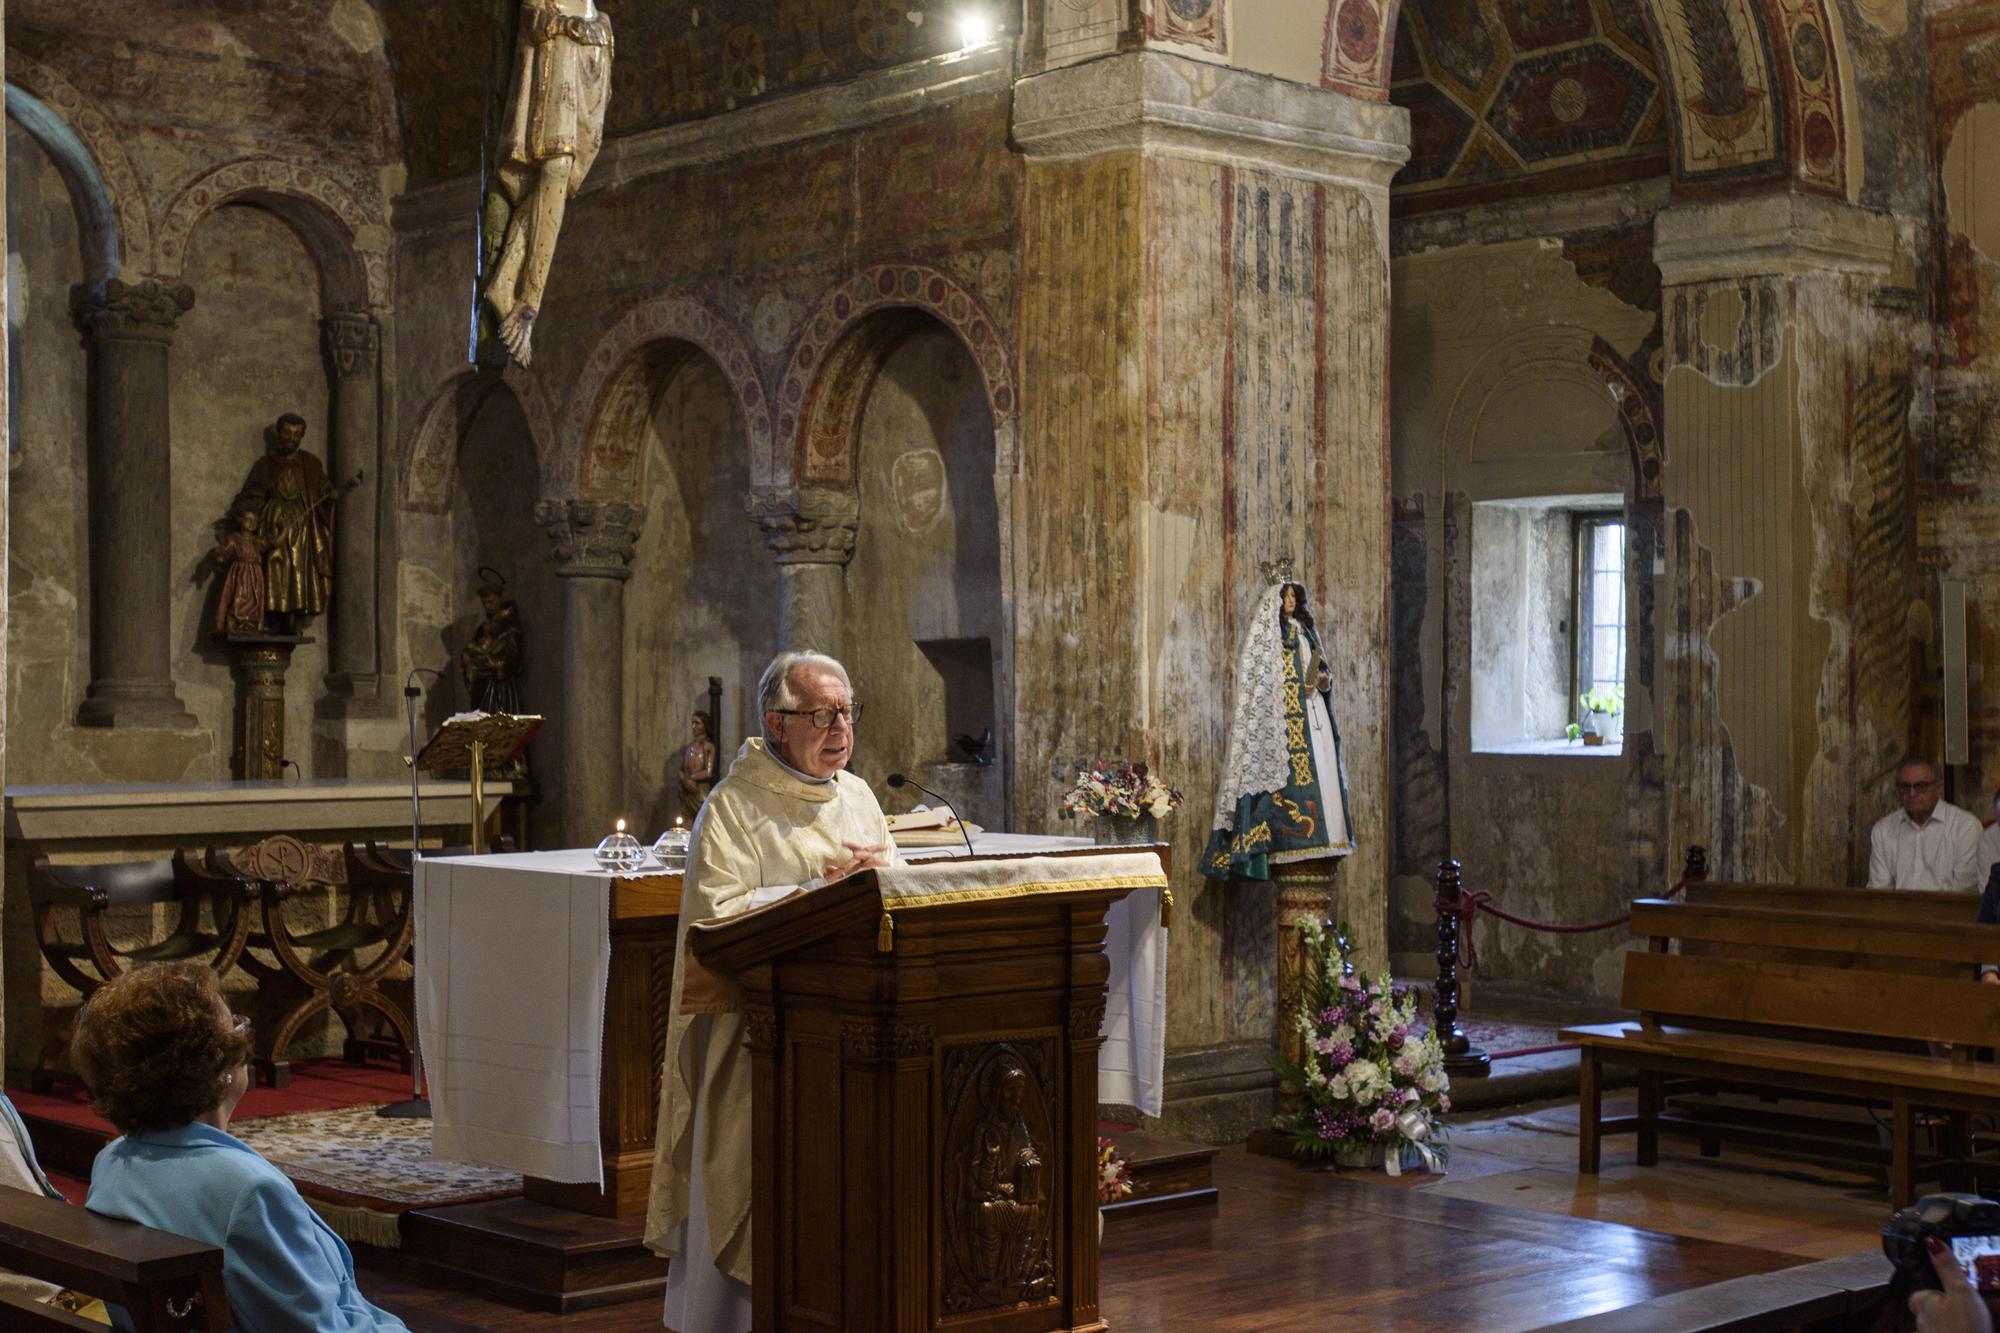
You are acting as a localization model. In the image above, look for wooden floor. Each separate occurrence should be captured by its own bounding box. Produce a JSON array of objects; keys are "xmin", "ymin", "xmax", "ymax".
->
[{"xmin": 353, "ymin": 1093, "xmax": 1891, "ymax": 1331}]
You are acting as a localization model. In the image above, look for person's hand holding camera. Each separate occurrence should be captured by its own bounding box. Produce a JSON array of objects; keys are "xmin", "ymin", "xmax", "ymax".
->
[{"xmin": 1913, "ymin": 1236, "xmax": 1995, "ymax": 1333}]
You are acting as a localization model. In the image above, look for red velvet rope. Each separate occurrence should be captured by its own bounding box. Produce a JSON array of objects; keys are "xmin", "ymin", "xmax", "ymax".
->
[{"xmin": 1434, "ymin": 870, "xmax": 1697, "ymax": 971}]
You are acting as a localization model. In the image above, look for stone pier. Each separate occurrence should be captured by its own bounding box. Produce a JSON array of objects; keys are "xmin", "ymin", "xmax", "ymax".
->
[
  {"xmin": 540, "ymin": 499, "xmax": 644, "ymax": 845},
  {"xmin": 751, "ymin": 487, "xmax": 859, "ymax": 657},
  {"xmin": 69, "ymin": 279, "xmax": 197, "ymax": 728}
]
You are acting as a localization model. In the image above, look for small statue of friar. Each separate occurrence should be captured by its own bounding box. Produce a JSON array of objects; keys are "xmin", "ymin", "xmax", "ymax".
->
[
  {"xmin": 460, "ymin": 568, "xmax": 524, "ymax": 716},
  {"xmin": 232, "ymin": 414, "xmax": 337, "ymax": 634}
]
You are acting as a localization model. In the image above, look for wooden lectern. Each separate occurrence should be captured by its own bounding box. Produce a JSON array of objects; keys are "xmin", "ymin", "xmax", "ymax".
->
[{"xmin": 689, "ymin": 849, "xmax": 1164, "ymax": 1333}]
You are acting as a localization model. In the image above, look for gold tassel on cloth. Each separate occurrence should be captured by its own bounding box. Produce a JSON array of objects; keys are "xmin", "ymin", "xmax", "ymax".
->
[
  {"xmin": 1161, "ymin": 887, "xmax": 1174, "ymax": 929},
  {"xmin": 877, "ymin": 911, "xmax": 894, "ymax": 952}
]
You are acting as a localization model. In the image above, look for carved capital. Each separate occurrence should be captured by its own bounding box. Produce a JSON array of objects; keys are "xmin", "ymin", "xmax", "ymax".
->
[
  {"xmin": 321, "ymin": 313, "xmax": 381, "ymax": 382},
  {"xmin": 70, "ymin": 280, "xmax": 195, "ymax": 344},
  {"xmin": 744, "ymin": 1006, "xmax": 779, "ymax": 1053},
  {"xmin": 537, "ymin": 499, "xmax": 645, "ymax": 579},
  {"xmin": 1067, "ymin": 1000, "xmax": 1106, "ymax": 1043},
  {"xmin": 841, "ymin": 1018, "xmax": 936, "ymax": 1062},
  {"xmin": 748, "ymin": 487, "xmax": 859, "ymax": 566}
]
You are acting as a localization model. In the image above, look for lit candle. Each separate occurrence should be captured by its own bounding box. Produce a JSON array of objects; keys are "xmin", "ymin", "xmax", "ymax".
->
[{"xmin": 616, "ymin": 818, "xmax": 626, "ymax": 834}]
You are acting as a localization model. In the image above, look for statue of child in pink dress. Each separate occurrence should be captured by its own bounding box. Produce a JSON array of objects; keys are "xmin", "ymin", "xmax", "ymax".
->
[{"xmin": 212, "ymin": 510, "xmax": 268, "ymax": 635}]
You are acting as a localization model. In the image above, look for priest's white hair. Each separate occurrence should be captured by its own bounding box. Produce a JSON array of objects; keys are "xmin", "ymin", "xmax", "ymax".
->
[{"xmin": 757, "ymin": 651, "xmax": 852, "ymax": 736}]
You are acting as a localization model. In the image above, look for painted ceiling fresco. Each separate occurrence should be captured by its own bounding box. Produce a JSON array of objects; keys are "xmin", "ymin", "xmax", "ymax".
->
[
  {"xmin": 1391, "ymin": 0, "xmax": 1670, "ymax": 210},
  {"xmin": 383, "ymin": 0, "xmax": 968, "ymax": 184}
]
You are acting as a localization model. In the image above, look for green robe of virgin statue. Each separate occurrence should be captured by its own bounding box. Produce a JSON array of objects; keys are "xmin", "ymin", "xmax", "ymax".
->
[{"xmin": 1201, "ymin": 582, "xmax": 1355, "ymax": 881}]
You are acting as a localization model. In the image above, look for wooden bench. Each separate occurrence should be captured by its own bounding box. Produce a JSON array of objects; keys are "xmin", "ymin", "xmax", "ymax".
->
[
  {"xmin": 1563, "ymin": 895, "xmax": 2000, "ymax": 1206},
  {"xmin": 0, "ymin": 1189, "xmax": 228, "ymax": 1331}
]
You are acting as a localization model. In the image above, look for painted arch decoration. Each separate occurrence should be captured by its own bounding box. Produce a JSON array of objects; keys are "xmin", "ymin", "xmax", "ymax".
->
[
  {"xmin": 7, "ymin": 53, "xmax": 155, "ymax": 279},
  {"xmin": 157, "ymin": 158, "xmax": 386, "ymax": 310},
  {"xmin": 776, "ymin": 263, "xmax": 1018, "ymax": 489},
  {"xmin": 403, "ymin": 368, "xmax": 558, "ymax": 514},
  {"xmin": 562, "ymin": 294, "xmax": 772, "ymax": 497}
]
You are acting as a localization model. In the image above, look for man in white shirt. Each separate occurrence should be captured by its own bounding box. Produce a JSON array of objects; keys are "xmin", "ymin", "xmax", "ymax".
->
[
  {"xmin": 1977, "ymin": 789, "xmax": 2000, "ymax": 885},
  {"xmin": 1868, "ymin": 757, "xmax": 1983, "ymax": 891}
]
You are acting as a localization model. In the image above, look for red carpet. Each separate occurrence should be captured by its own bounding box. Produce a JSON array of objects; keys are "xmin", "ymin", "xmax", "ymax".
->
[{"xmin": 9, "ymin": 1058, "xmax": 412, "ymax": 1140}]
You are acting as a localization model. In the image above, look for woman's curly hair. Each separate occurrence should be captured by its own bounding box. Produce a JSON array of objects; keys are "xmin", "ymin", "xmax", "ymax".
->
[{"xmin": 70, "ymin": 963, "xmax": 252, "ymax": 1135}]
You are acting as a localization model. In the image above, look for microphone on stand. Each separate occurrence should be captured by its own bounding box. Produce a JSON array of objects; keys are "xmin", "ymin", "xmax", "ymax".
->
[{"xmin": 885, "ymin": 773, "xmax": 976, "ymax": 858}]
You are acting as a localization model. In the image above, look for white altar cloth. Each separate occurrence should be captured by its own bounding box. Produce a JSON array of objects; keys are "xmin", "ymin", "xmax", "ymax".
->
[
  {"xmin": 414, "ymin": 849, "xmax": 657, "ymax": 1185},
  {"xmin": 903, "ymin": 834, "xmax": 1168, "ymax": 1117},
  {"xmin": 416, "ymin": 836, "xmax": 1169, "ymax": 1187}
]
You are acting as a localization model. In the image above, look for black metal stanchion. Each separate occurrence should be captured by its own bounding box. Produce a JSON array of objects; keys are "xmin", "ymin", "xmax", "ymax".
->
[{"xmin": 1434, "ymin": 858, "xmax": 1490, "ymax": 1079}]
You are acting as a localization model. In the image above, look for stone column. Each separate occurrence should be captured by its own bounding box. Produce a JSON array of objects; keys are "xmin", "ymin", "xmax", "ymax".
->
[
  {"xmin": 319, "ymin": 312, "xmax": 381, "ymax": 707},
  {"xmin": 749, "ymin": 487, "xmax": 859, "ymax": 657},
  {"xmin": 539, "ymin": 499, "xmax": 644, "ymax": 845},
  {"xmin": 70, "ymin": 279, "xmax": 197, "ymax": 728},
  {"xmin": 1651, "ymin": 192, "xmax": 1897, "ymax": 883},
  {"xmin": 1011, "ymin": 51, "xmax": 1406, "ymax": 1140}
]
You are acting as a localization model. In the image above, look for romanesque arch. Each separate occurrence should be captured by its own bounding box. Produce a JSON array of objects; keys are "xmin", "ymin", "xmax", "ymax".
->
[
  {"xmin": 403, "ymin": 369, "xmax": 558, "ymax": 514},
  {"xmin": 156, "ymin": 157, "xmax": 384, "ymax": 310},
  {"xmin": 5, "ymin": 57, "xmax": 151, "ymax": 280},
  {"xmin": 776, "ymin": 263, "xmax": 1018, "ymax": 490},
  {"xmin": 562, "ymin": 295, "xmax": 770, "ymax": 497}
]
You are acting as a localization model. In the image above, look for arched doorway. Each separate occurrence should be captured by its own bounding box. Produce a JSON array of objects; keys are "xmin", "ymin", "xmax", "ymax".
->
[
  {"xmin": 169, "ymin": 203, "xmax": 334, "ymax": 777},
  {"xmin": 841, "ymin": 315, "xmax": 1005, "ymax": 825},
  {"xmin": 615, "ymin": 343, "xmax": 777, "ymax": 836}
]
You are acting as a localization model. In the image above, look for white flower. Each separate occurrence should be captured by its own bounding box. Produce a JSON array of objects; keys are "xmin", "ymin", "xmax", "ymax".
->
[
  {"xmin": 1329, "ymin": 1023, "xmax": 1354, "ymax": 1045},
  {"xmin": 1328, "ymin": 1073, "xmax": 1350, "ymax": 1100},
  {"xmin": 1307, "ymin": 1067, "xmax": 1328, "ymax": 1088}
]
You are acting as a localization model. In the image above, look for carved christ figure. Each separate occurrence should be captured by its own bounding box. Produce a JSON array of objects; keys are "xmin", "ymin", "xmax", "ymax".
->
[
  {"xmin": 485, "ymin": 0, "xmax": 614, "ymax": 366},
  {"xmin": 960, "ymin": 1061, "xmax": 1044, "ymax": 1290}
]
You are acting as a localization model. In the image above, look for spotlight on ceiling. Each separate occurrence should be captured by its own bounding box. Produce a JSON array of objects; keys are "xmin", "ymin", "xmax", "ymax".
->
[{"xmin": 956, "ymin": 10, "xmax": 994, "ymax": 49}]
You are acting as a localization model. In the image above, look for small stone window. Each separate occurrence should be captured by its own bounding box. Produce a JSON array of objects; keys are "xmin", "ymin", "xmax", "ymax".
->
[
  {"xmin": 1469, "ymin": 494, "xmax": 1625, "ymax": 756},
  {"xmin": 1572, "ymin": 513, "xmax": 1627, "ymax": 724}
]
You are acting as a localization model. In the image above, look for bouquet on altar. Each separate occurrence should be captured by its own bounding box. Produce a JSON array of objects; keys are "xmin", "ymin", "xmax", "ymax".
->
[
  {"xmin": 1275, "ymin": 917, "xmax": 1450, "ymax": 1174},
  {"xmin": 1058, "ymin": 758, "xmax": 1184, "ymax": 821}
]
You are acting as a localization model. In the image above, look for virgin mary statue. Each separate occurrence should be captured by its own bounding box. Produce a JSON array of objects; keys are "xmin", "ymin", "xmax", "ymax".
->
[{"xmin": 1201, "ymin": 581, "xmax": 1355, "ymax": 881}]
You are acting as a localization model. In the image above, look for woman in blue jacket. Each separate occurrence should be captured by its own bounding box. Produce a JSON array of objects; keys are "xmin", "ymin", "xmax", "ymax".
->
[{"xmin": 71, "ymin": 962, "xmax": 407, "ymax": 1332}]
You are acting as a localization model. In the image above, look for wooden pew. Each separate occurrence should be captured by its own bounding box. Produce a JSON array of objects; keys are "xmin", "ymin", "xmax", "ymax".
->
[
  {"xmin": 1563, "ymin": 895, "xmax": 2000, "ymax": 1206},
  {"xmin": 0, "ymin": 1189, "xmax": 227, "ymax": 1331}
]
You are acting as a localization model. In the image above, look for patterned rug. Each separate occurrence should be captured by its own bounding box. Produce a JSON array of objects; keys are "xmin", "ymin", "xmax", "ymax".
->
[
  {"xmin": 1408, "ymin": 1016, "xmax": 1568, "ymax": 1059},
  {"xmin": 229, "ymin": 1105, "xmax": 521, "ymax": 1248}
]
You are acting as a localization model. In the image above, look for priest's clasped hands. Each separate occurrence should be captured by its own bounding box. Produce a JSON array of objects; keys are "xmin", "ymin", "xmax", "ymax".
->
[{"xmin": 821, "ymin": 840, "xmax": 889, "ymax": 884}]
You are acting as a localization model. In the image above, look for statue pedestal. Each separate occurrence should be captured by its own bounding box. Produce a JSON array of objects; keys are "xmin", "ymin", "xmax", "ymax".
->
[{"xmin": 222, "ymin": 632, "xmax": 313, "ymax": 780}]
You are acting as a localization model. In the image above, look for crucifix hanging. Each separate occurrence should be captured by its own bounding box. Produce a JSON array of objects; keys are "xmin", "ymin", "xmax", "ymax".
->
[{"xmin": 475, "ymin": 0, "xmax": 615, "ymax": 369}]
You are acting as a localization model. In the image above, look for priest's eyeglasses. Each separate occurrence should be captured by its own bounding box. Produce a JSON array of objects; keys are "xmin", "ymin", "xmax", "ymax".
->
[{"xmin": 774, "ymin": 703, "xmax": 863, "ymax": 729}]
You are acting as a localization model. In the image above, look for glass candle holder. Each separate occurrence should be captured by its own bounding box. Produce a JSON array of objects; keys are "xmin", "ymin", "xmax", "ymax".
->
[
  {"xmin": 593, "ymin": 818, "xmax": 647, "ymax": 873},
  {"xmin": 651, "ymin": 817, "xmax": 691, "ymax": 874}
]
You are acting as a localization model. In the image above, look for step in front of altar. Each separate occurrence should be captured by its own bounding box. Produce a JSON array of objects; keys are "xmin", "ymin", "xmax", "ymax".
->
[
  {"xmin": 396, "ymin": 1196, "xmax": 665, "ymax": 1313},
  {"xmin": 1101, "ymin": 1131, "xmax": 1220, "ymax": 1219}
]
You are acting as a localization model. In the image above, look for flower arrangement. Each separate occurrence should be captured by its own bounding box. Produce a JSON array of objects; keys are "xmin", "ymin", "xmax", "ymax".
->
[
  {"xmin": 1059, "ymin": 758, "xmax": 1183, "ymax": 821},
  {"xmin": 1275, "ymin": 918, "xmax": 1450, "ymax": 1173},
  {"xmin": 1095, "ymin": 1136, "xmax": 1133, "ymax": 1205}
]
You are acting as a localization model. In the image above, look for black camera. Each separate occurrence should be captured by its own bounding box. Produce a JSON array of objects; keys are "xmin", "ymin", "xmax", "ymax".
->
[{"xmin": 1884, "ymin": 1193, "xmax": 2000, "ymax": 1292}]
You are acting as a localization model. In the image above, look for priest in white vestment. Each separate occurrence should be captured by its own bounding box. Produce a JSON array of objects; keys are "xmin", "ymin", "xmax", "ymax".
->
[{"xmin": 645, "ymin": 651, "xmax": 893, "ymax": 1333}]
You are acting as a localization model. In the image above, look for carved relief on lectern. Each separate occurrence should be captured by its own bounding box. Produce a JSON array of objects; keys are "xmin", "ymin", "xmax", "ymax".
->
[{"xmin": 941, "ymin": 1040, "xmax": 1059, "ymax": 1315}]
